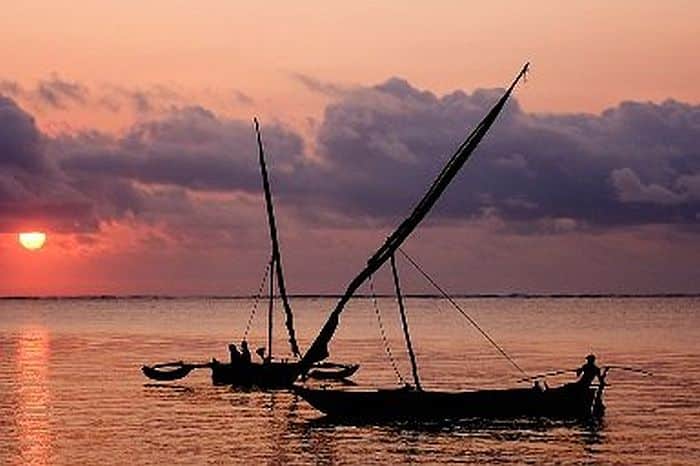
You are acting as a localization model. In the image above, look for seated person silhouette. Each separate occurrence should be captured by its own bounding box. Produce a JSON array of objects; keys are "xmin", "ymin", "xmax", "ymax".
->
[
  {"xmin": 228, "ymin": 343, "xmax": 241, "ymax": 365},
  {"xmin": 240, "ymin": 340, "xmax": 252, "ymax": 365}
]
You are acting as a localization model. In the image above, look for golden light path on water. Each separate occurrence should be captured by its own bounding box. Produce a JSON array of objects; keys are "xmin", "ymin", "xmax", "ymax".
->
[{"xmin": 16, "ymin": 326, "xmax": 52, "ymax": 465}]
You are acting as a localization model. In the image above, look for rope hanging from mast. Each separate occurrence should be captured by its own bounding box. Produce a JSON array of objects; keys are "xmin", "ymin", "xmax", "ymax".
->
[
  {"xmin": 242, "ymin": 259, "xmax": 272, "ymax": 341},
  {"xmin": 397, "ymin": 247, "xmax": 529, "ymax": 378},
  {"xmin": 369, "ymin": 275, "xmax": 407, "ymax": 385},
  {"xmin": 267, "ymin": 255, "xmax": 275, "ymax": 360}
]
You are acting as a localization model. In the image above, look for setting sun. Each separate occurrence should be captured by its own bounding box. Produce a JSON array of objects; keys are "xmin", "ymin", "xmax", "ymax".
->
[{"xmin": 18, "ymin": 232, "xmax": 47, "ymax": 251}]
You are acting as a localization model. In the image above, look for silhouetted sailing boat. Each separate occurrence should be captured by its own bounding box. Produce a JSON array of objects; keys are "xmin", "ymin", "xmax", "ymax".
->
[
  {"xmin": 208, "ymin": 119, "xmax": 358, "ymax": 388},
  {"xmin": 292, "ymin": 63, "xmax": 607, "ymax": 420},
  {"xmin": 142, "ymin": 120, "xmax": 357, "ymax": 387}
]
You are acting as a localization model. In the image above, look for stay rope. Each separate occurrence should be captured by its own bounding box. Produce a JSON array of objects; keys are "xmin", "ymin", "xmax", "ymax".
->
[
  {"xmin": 368, "ymin": 275, "xmax": 407, "ymax": 385},
  {"xmin": 242, "ymin": 259, "xmax": 273, "ymax": 341},
  {"xmin": 397, "ymin": 247, "xmax": 530, "ymax": 379},
  {"xmin": 516, "ymin": 365, "xmax": 653, "ymax": 383}
]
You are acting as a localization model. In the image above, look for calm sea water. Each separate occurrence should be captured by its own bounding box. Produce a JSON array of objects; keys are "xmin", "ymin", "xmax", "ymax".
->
[{"xmin": 1, "ymin": 297, "xmax": 698, "ymax": 465}]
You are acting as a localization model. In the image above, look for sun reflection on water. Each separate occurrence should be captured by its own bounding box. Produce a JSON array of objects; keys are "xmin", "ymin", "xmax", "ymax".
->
[{"xmin": 16, "ymin": 327, "xmax": 53, "ymax": 465}]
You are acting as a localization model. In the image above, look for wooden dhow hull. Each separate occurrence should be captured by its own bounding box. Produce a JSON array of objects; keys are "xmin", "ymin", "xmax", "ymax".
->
[
  {"xmin": 211, "ymin": 360, "xmax": 299, "ymax": 389},
  {"xmin": 293, "ymin": 383, "xmax": 603, "ymax": 420},
  {"xmin": 210, "ymin": 360, "xmax": 360, "ymax": 388}
]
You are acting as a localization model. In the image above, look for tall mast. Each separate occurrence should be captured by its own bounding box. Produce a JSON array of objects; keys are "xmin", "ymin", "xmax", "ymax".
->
[
  {"xmin": 267, "ymin": 257, "xmax": 274, "ymax": 361},
  {"xmin": 298, "ymin": 63, "xmax": 529, "ymax": 375},
  {"xmin": 254, "ymin": 119, "xmax": 302, "ymax": 357},
  {"xmin": 390, "ymin": 254, "xmax": 421, "ymax": 390}
]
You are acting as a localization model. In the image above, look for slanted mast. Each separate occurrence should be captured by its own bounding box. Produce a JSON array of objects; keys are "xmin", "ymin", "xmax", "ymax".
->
[
  {"xmin": 254, "ymin": 118, "xmax": 301, "ymax": 358},
  {"xmin": 298, "ymin": 63, "xmax": 530, "ymax": 375}
]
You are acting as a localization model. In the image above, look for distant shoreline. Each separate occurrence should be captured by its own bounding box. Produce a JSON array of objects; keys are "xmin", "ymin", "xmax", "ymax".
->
[{"xmin": 2, "ymin": 293, "xmax": 699, "ymax": 300}]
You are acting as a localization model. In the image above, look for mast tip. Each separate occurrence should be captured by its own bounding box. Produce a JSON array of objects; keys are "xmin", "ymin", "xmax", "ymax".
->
[{"xmin": 517, "ymin": 62, "xmax": 530, "ymax": 84}]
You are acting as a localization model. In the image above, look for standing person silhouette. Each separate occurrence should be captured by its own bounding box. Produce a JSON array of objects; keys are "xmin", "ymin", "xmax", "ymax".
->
[{"xmin": 576, "ymin": 354, "xmax": 602, "ymax": 387}]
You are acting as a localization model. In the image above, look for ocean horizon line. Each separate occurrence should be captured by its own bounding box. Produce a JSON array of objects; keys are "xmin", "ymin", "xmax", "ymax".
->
[{"xmin": 2, "ymin": 292, "xmax": 699, "ymax": 300}]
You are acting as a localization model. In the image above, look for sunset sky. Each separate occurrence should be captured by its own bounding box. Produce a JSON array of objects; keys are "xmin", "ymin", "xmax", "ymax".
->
[{"xmin": 1, "ymin": 1, "xmax": 699, "ymax": 295}]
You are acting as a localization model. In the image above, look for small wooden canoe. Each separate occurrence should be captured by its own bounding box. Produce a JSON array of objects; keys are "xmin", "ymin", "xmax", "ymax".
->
[
  {"xmin": 307, "ymin": 363, "xmax": 360, "ymax": 381},
  {"xmin": 141, "ymin": 361, "xmax": 201, "ymax": 381}
]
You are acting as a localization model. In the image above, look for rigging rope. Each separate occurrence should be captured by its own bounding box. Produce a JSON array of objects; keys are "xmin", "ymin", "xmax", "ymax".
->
[
  {"xmin": 242, "ymin": 259, "xmax": 273, "ymax": 341},
  {"xmin": 516, "ymin": 369, "xmax": 572, "ymax": 383},
  {"xmin": 604, "ymin": 365, "xmax": 653, "ymax": 377},
  {"xmin": 397, "ymin": 247, "xmax": 529, "ymax": 378},
  {"xmin": 516, "ymin": 365, "xmax": 653, "ymax": 383},
  {"xmin": 368, "ymin": 275, "xmax": 407, "ymax": 385}
]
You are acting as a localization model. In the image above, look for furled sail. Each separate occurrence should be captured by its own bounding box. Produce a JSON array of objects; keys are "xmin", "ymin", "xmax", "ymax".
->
[
  {"xmin": 254, "ymin": 119, "xmax": 301, "ymax": 358},
  {"xmin": 298, "ymin": 63, "xmax": 529, "ymax": 374}
]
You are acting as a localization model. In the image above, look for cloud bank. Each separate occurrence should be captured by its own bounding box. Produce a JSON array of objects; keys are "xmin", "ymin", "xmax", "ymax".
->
[
  {"xmin": 311, "ymin": 79, "xmax": 700, "ymax": 232},
  {"xmin": 2, "ymin": 77, "xmax": 699, "ymax": 242}
]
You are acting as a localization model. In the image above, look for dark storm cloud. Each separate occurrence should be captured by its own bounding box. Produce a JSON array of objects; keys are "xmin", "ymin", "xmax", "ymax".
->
[
  {"xmin": 0, "ymin": 96, "xmax": 48, "ymax": 173},
  {"xmin": 0, "ymin": 95, "xmax": 137, "ymax": 232},
  {"xmin": 307, "ymin": 78, "xmax": 700, "ymax": 230},
  {"xmin": 0, "ymin": 95, "xmax": 304, "ymax": 234},
  {"xmin": 61, "ymin": 106, "xmax": 305, "ymax": 192},
  {"xmin": 1, "ymin": 76, "xmax": 699, "ymax": 237}
]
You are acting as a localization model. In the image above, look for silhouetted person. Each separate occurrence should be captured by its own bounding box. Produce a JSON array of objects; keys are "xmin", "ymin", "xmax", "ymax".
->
[
  {"xmin": 228, "ymin": 343, "xmax": 241, "ymax": 365},
  {"xmin": 256, "ymin": 347, "xmax": 267, "ymax": 363},
  {"xmin": 576, "ymin": 354, "xmax": 602, "ymax": 387},
  {"xmin": 240, "ymin": 340, "xmax": 252, "ymax": 365}
]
